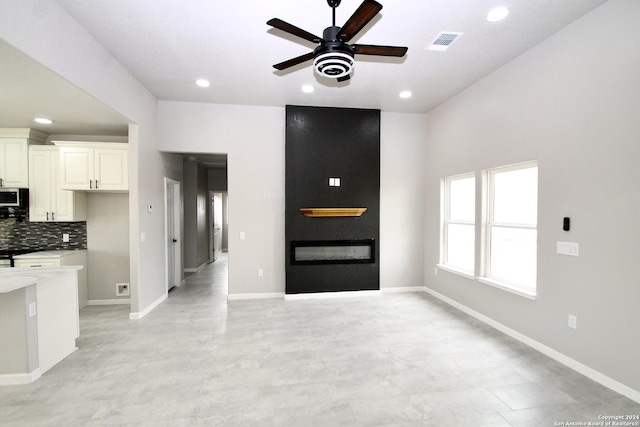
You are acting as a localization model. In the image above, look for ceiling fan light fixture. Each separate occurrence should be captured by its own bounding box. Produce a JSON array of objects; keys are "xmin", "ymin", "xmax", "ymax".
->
[{"xmin": 313, "ymin": 51, "xmax": 354, "ymax": 79}]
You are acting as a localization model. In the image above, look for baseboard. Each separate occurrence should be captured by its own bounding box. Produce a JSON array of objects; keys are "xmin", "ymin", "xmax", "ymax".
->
[
  {"xmin": 87, "ymin": 298, "xmax": 130, "ymax": 306},
  {"xmin": 285, "ymin": 290, "xmax": 381, "ymax": 300},
  {"xmin": 40, "ymin": 347, "xmax": 78, "ymax": 375},
  {"xmin": 129, "ymin": 293, "xmax": 167, "ymax": 320},
  {"xmin": 424, "ymin": 286, "xmax": 640, "ymax": 404},
  {"xmin": 0, "ymin": 369, "xmax": 41, "ymax": 386},
  {"xmin": 381, "ymin": 286, "xmax": 425, "ymax": 293},
  {"xmin": 227, "ymin": 292, "xmax": 285, "ymax": 300},
  {"xmin": 184, "ymin": 262, "xmax": 208, "ymax": 274}
]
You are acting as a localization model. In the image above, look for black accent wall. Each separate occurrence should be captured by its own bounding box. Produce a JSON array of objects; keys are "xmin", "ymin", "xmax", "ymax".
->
[{"xmin": 285, "ymin": 105, "xmax": 380, "ymax": 294}]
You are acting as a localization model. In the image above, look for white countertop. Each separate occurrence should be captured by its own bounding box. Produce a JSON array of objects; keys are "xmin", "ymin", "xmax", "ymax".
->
[
  {"xmin": 0, "ymin": 266, "xmax": 83, "ymax": 294},
  {"xmin": 13, "ymin": 250, "xmax": 87, "ymax": 259}
]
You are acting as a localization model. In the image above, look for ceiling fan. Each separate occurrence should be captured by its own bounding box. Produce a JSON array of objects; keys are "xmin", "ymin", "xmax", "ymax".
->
[{"xmin": 267, "ymin": 0, "xmax": 408, "ymax": 82}]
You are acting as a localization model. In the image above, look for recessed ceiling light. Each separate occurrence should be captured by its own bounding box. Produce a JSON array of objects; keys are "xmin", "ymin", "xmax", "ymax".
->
[
  {"xmin": 302, "ymin": 85, "xmax": 314, "ymax": 93},
  {"xmin": 487, "ymin": 7, "xmax": 509, "ymax": 22},
  {"xmin": 399, "ymin": 91, "xmax": 412, "ymax": 99},
  {"xmin": 196, "ymin": 79, "xmax": 210, "ymax": 87},
  {"xmin": 34, "ymin": 117, "xmax": 53, "ymax": 124}
]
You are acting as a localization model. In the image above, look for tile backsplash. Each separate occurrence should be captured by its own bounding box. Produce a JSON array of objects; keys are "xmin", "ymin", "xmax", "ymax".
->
[{"xmin": 0, "ymin": 218, "xmax": 87, "ymax": 250}]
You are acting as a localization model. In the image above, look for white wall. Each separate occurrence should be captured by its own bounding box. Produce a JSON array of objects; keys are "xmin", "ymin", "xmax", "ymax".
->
[
  {"xmin": 158, "ymin": 102, "xmax": 428, "ymax": 295},
  {"xmin": 380, "ymin": 112, "xmax": 427, "ymax": 289},
  {"xmin": 0, "ymin": 1, "xmax": 166, "ymax": 316},
  {"xmin": 86, "ymin": 193, "xmax": 130, "ymax": 301},
  {"xmin": 423, "ymin": 0, "xmax": 640, "ymax": 396},
  {"xmin": 158, "ymin": 102, "xmax": 286, "ymax": 295}
]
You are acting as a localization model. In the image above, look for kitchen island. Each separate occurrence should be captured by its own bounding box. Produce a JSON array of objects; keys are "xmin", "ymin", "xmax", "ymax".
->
[{"xmin": 0, "ymin": 266, "xmax": 81, "ymax": 385}]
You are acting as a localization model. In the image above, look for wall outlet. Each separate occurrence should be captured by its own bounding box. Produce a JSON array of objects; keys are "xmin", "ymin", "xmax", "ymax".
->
[
  {"xmin": 257, "ymin": 268, "xmax": 264, "ymax": 277},
  {"xmin": 116, "ymin": 283, "xmax": 130, "ymax": 296},
  {"xmin": 568, "ymin": 314, "xmax": 577, "ymax": 329},
  {"xmin": 240, "ymin": 232, "xmax": 246, "ymax": 240},
  {"xmin": 62, "ymin": 233, "xmax": 70, "ymax": 242}
]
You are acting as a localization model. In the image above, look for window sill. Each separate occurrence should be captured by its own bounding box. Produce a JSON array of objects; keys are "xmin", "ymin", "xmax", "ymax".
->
[
  {"xmin": 477, "ymin": 277, "xmax": 537, "ymax": 300},
  {"xmin": 436, "ymin": 264, "xmax": 475, "ymax": 280}
]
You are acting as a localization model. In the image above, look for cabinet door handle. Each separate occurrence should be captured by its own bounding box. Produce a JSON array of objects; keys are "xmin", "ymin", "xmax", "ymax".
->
[
  {"xmin": 90, "ymin": 179, "xmax": 93, "ymax": 189},
  {"xmin": 95, "ymin": 180, "xmax": 99, "ymax": 189},
  {"xmin": 52, "ymin": 212, "xmax": 55, "ymax": 221},
  {"xmin": 0, "ymin": 177, "xmax": 3, "ymax": 187},
  {"xmin": 46, "ymin": 212, "xmax": 49, "ymax": 221}
]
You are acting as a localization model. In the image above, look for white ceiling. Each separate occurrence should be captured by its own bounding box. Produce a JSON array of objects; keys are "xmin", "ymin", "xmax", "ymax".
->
[{"xmin": 2, "ymin": 0, "xmax": 608, "ymax": 137}]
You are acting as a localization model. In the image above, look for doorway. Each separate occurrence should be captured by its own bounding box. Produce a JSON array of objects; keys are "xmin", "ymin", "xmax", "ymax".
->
[
  {"xmin": 165, "ymin": 178, "xmax": 182, "ymax": 292},
  {"xmin": 210, "ymin": 192, "xmax": 224, "ymax": 261}
]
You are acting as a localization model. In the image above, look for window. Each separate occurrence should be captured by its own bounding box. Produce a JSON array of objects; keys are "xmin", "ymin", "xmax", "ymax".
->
[
  {"xmin": 438, "ymin": 161, "xmax": 539, "ymax": 299},
  {"xmin": 482, "ymin": 162, "xmax": 538, "ymax": 296},
  {"xmin": 440, "ymin": 174, "xmax": 475, "ymax": 274}
]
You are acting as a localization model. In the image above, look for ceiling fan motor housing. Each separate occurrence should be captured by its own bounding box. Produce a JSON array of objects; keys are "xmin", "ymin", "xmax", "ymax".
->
[{"xmin": 313, "ymin": 26, "xmax": 354, "ymax": 79}]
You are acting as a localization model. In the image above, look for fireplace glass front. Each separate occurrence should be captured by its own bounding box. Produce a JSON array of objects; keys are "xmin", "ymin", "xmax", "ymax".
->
[{"xmin": 291, "ymin": 239, "xmax": 375, "ymax": 265}]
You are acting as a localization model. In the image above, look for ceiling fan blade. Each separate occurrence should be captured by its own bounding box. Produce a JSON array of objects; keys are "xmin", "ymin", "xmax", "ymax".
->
[
  {"xmin": 337, "ymin": 74, "xmax": 351, "ymax": 82},
  {"xmin": 273, "ymin": 52, "xmax": 315, "ymax": 70},
  {"xmin": 338, "ymin": 0, "xmax": 383, "ymax": 42},
  {"xmin": 267, "ymin": 18, "xmax": 322, "ymax": 43},
  {"xmin": 352, "ymin": 44, "xmax": 408, "ymax": 57}
]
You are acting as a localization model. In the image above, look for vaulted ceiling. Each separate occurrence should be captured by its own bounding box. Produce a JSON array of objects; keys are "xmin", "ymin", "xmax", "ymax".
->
[{"xmin": 1, "ymin": 0, "xmax": 608, "ymax": 136}]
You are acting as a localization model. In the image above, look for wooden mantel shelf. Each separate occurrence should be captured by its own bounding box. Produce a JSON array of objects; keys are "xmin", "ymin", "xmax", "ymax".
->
[{"xmin": 300, "ymin": 208, "xmax": 367, "ymax": 217}]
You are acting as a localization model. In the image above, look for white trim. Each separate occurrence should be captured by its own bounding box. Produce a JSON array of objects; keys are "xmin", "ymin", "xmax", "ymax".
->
[
  {"xmin": 285, "ymin": 290, "xmax": 381, "ymax": 300},
  {"xmin": 87, "ymin": 298, "xmax": 131, "ymax": 306},
  {"xmin": 129, "ymin": 293, "xmax": 167, "ymax": 319},
  {"xmin": 436, "ymin": 264, "xmax": 476, "ymax": 280},
  {"xmin": 381, "ymin": 286, "xmax": 424, "ymax": 293},
  {"xmin": 424, "ymin": 286, "xmax": 640, "ymax": 404},
  {"xmin": 184, "ymin": 262, "xmax": 208, "ymax": 274},
  {"xmin": 40, "ymin": 347, "xmax": 78, "ymax": 374},
  {"xmin": 0, "ymin": 369, "xmax": 41, "ymax": 386},
  {"xmin": 227, "ymin": 292, "xmax": 285, "ymax": 300},
  {"xmin": 477, "ymin": 277, "xmax": 536, "ymax": 300}
]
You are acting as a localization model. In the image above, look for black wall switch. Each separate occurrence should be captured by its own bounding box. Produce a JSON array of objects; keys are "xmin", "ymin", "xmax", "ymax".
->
[{"xmin": 563, "ymin": 217, "xmax": 570, "ymax": 231}]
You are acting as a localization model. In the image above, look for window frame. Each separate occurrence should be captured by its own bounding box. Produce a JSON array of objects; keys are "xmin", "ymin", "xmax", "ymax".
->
[
  {"xmin": 439, "ymin": 172, "xmax": 476, "ymax": 277},
  {"xmin": 479, "ymin": 161, "xmax": 538, "ymax": 299}
]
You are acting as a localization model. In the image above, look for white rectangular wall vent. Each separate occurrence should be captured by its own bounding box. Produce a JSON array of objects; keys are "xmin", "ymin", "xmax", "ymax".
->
[{"xmin": 427, "ymin": 32, "xmax": 463, "ymax": 51}]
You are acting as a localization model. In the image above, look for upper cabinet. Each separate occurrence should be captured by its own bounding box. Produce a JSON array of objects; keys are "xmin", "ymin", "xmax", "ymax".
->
[
  {"xmin": 54, "ymin": 142, "xmax": 129, "ymax": 191},
  {"xmin": 29, "ymin": 146, "xmax": 86, "ymax": 222},
  {"xmin": 0, "ymin": 128, "xmax": 46, "ymax": 188}
]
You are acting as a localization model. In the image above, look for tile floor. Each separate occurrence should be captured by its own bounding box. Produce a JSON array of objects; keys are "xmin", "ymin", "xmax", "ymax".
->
[{"xmin": 1, "ymin": 253, "xmax": 639, "ymax": 426}]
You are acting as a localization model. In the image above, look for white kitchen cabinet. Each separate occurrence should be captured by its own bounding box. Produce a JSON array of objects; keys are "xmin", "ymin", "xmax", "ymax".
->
[
  {"xmin": 55, "ymin": 142, "xmax": 128, "ymax": 191},
  {"xmin": 14, "ymin": 250, "xmax": 88, "ymax": 313},
  {"xmin": 28, "ymin": 146, "xmax": 86, "ymax": 222},
  {"xmin": 0, "ymin": 128, "xmax": 46, "ymax": 188}
]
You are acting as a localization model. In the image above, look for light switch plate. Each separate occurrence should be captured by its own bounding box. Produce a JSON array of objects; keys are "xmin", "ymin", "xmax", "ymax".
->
[
  {"xmin": 240, "ymin": 232, "xmax": 246, "ymax": 240},
  {"xmin": 29, "ymin": 302, "xmax": 36, "ymax": 318},
  {"xmin": 62, "ymin": 233, "xmax": 70, "ymax": 243},
  {"xmin": 557, "ymin": 241, "xmax": 579, "ymax": 256}
]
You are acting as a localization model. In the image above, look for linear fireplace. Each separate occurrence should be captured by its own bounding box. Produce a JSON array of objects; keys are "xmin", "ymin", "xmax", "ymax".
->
[{"xmin": 291, "ymin": 239, "xmax": 375, "ymax": 265}]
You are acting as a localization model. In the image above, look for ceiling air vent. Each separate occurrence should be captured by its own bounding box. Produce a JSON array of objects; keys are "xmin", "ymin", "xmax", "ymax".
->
[{"xmin": 427, "ymin": 32, "xmax": 463, "ymax": 51}]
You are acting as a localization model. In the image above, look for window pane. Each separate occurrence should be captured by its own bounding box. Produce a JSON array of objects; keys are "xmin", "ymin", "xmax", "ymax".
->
[
  {"xmin": 447, "ymin": 223, "xmax": 475, "ymax": 272},
  {"xmin": 493, "ymin": 167, "xmax": 537, "ymax": 224},
  {"xmin": 490, "ymin": 226, "xmax": 537, "ymax": 289},
  {"xmin": 449, "ymin": 176, "xmax": 475, "ymax": 221}
]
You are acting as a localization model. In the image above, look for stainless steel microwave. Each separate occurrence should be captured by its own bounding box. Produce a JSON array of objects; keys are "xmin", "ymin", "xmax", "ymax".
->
[{"xmin": 0, "ymin": 188, "xmax": 29, "ymax": 207}]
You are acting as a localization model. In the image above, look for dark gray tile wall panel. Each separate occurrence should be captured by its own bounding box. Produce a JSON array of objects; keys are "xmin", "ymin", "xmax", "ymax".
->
[{"xmin": 285, "ymin": 105, "xmax": 380, "ymax": 294}]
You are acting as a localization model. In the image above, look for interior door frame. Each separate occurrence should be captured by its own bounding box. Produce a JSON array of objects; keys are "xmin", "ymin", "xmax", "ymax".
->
[{"xmin": 164, "ymin": 177, "xmax": 182, "ymax": 292}]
